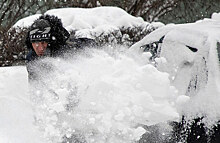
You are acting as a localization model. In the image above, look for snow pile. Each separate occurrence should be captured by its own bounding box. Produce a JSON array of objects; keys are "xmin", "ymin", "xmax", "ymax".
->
[
  {"xmin": 29, "ymin": 47, "xmax": 179, "ymax": 143},
  {"xmin": 211, "ymin": 12, "xmax": 220, "ymax": 21},
  {"xmin": 0, "ymin": 67, "xmax": 46, "ymax": 143}
]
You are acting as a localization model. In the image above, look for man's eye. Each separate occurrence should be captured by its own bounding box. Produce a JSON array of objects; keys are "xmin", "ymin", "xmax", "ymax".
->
[{"xmin": 41, "ymin": 42, "xmax": 47, "ymax": 44}]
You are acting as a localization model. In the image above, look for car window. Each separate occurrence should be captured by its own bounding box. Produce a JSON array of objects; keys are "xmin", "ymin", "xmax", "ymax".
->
[{"xmin": 140, "ymin": 36, "xmax": 165, "ymax": 60}]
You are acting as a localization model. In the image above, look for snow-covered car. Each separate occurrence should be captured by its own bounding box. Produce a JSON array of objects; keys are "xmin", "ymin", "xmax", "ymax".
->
[{"xmin": 130, "ymin": 13, "xmax": 220, "ymax": 97}]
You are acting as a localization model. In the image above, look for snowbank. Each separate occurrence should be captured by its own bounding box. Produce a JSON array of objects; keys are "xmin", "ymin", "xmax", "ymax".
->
[
  {"xmin": 211, "ymin": 12, "xmax": 220, "ymax": 21},
  {"xmin": 0, "ymin": 66, "xmax": 46, "ymax": 143}
]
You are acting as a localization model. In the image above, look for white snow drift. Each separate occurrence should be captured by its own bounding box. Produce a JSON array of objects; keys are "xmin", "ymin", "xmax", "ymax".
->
[{"xmin": 1, "ymin": 6, "xmax": 220, "ymax": 143}]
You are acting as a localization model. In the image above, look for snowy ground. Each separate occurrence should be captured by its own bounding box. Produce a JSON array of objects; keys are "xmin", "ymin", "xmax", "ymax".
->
[
  {"xmin": 1, "ymin": 6, "xmax": 220, "ymax": 143},
  {"xmin": 0, "ymin": 67, "xmax": 46, "ymax": 143}
]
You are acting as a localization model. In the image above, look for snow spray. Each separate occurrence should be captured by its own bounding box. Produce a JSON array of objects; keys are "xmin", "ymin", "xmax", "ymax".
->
[{"xmin": 29, "ymin": 46, "xmax": 179, "ymax": 143}]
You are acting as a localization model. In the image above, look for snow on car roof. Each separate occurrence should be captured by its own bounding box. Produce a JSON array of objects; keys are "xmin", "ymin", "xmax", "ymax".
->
[{"xmin": 130, "ymin": 14, "xmax": 220, "ymax": 52}]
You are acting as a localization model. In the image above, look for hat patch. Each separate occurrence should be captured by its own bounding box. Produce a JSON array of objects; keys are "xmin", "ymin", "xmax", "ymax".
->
[{"xmin": 30, "ymin": 27, "xmax": 51, "ymax": 42}]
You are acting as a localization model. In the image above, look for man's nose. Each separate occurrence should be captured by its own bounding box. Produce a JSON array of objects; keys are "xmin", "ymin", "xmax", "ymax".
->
[{"xmin": 38, "ymin": 43, "xmax": 45, "ymax": 49}]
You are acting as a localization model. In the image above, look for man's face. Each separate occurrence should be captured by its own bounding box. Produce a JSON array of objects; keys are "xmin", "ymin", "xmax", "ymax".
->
[{"xmin": 32, "ymin": 41, "xmax": 48, "ymax": 56}]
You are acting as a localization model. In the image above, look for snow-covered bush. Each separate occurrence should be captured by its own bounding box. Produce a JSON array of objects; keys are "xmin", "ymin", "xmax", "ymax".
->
[{"xmin": 68, "ymin": 24, "xmax": 157, "ymax": 47}]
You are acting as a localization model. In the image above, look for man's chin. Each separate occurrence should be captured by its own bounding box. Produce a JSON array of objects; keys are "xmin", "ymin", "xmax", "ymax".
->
[{"xmin": 38, "ymin": 53, "xmax": 44, "ymax": 56}]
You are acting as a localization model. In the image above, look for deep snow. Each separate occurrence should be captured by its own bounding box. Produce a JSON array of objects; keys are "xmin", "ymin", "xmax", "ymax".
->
[
  {"xmin": 0, "ymin": 67, "xmax": 46, "ymax": 143},
  {"xmin": 1, "ymin": 6, "xmax": 220, "ymax": 143}
]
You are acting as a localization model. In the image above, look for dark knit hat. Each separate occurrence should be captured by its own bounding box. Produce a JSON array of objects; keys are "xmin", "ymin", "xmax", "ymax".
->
[{"xmin": 29, "ymin": 19, "xmax": 51, "ymax": 42}]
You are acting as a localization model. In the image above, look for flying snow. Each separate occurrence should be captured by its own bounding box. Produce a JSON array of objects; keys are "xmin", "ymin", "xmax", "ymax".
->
[{"xmin": 28, "ymin": 47, "xmax": 179, "ymax": 142}]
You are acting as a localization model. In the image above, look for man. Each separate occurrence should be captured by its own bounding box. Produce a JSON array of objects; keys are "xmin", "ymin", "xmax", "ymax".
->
[
  {"xmin": 25, "ymin": 14, "xmax": 70, "ymax": 80},
  {"xmin": 26, "ymin": 14, "xmax": 70, "ymax": 61},
  {"xmin": 26, "ymin": 14, "xmax": 96, "ymax": 81}
]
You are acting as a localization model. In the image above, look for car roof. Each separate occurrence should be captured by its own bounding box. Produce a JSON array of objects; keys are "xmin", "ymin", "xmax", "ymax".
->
[{"xmin": 130, "ymin": 18, "xmax": 220, "ymax": 52}]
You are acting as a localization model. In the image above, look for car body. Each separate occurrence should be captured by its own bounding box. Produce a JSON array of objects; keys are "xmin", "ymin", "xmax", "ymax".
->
[{"xmin": 130, "ymin": 17, "xmax": 220, "ymax": 97}]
